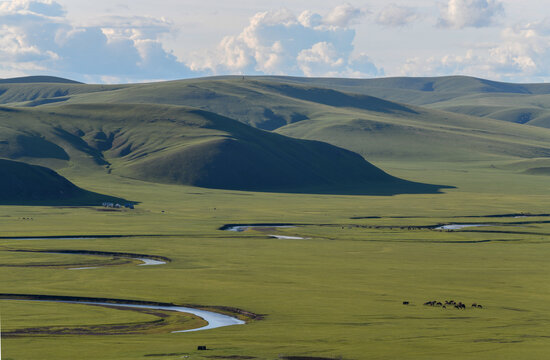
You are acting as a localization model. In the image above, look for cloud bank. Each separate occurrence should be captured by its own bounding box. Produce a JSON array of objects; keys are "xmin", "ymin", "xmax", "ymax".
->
[
  {"xmin": 189, "ymin": 5, "xmax": 383, "ymax": 78},
  {"xmin": 0, "ymin": 0, "xmax": 195, "ymax": 82},
  {"xmin": 438, "ymin": 0, "xmax": 504, "ymax": 29},
  {"xmin": 0, "ymin": 1, "xmax": 382, "ymax": 81},
  {"xmin": 376, "ymin": 4, "xmax": 419, "ymax": 27},
  {"xmin": 401, "ymin": 19, "xmax": 550, "ymax": 82},
  {"xmin": 3, "ymin": 0, "xmax": 550, "ymax": 83}
]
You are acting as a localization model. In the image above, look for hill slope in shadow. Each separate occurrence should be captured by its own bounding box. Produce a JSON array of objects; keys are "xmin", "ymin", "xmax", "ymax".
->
[
  {"xmin": 0, "ymin": 104, "xmax": 446, "ymax": 195},
  {"xmin": 0, "ymin": 158, "xmax": 126, "ymax": 205}
]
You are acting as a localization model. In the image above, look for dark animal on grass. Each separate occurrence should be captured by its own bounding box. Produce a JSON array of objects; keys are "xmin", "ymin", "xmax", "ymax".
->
[{"xmin": 403, "ymin": 301, "xmax": 409, "ymax": 305}]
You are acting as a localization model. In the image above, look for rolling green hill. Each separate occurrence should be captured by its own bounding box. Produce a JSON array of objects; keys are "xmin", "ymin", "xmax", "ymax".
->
[
  {"xmin": 0, "ymin": 158, "xmax": 122, "ymax": 205},
  {"xmin": 0, "ymin": 76, "xmax": 83, "ymax": 84},
  {"xmin": 2, "ymin": 76, "xmax": 550, "ymax": 165},
  {"xmin": 35, "ymin": 77, "xmax": 550, "ymax": 163},
  {"xmin": 253, "ymin": 75, "xmax": 550, "ymax": 102},
  {"xmin": 0, "ymin": 103, "xmax": 442, "ymax": 194},
  {"xmin": 253, "ymin": 75, "xmax": 550, "ymax": 128}
]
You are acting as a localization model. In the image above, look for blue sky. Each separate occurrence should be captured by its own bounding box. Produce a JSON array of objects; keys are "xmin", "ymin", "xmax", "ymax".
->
[{"xmin": 1, "ymin": 0, "xmax": 550, "ymax": 83}]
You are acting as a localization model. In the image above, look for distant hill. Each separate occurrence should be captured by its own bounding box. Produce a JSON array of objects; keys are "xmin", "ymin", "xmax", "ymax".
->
[
  {"xmin": 2, "ymin": 75, "xmax": 550, "ymax": 180},
  {"xmin": 0, "ymin": 78, "xmax": 418, "ymax": 130},
  {"xmin": 0, "ymin": 76, "xmax": 82, "ymax": 84},
  {"xmin": 34, "ymin": 77, "xmax": 550, "ymax": 163},
  {"xmin": 1, "ymin": 76, "xmax": 550, "ymax": 165},
  {"xmin": 0, "ymin": 158, "xmax": 124, "ymax": 205},
  {"xmin": 255, "ymin": 75, "xmax": 550, "ymax": 99},
  {"xmin": 0, "ymin": 103, "xmax": 444, "ymax": 195},
  {"xmin": 252, "ymin": 75, "xmax": 550, "ymax": 128}
]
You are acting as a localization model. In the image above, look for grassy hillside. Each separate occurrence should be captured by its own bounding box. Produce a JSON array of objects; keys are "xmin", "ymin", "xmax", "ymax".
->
[
  {"xmin": 0, "ymin": 103, "xmax": 441, "ymax": 194},
  {"xmin": 424, "ymin": 93, "xmax": 550, "ymax": 127},
  {"xmin": 0, "ymin": 158, "xmax": 122, "ymax": 205},
  {"xmin": 0, "ymin": 76, "xmax": 83, "ymax": 84},
  {"xmin": 275, "ymin": 104, "xmax": 550, "ymax": 163},
  {"xmin": 0, "ymin": 77, "xmax": 421, "ymax": 130},
  {"xmin": 3, "ymin": 75, "xmax": 550, "ymax": 129},
  {"xmin": 254, "ymin": 75, "xmax": 550, "ymax": 128},
  {"xmin": 3, "ymin": 76, "xmax": 550, "ymax": 165},
  {"xmin": 254, "ymin": 75, "xmax": 550, "ymax": 102}
]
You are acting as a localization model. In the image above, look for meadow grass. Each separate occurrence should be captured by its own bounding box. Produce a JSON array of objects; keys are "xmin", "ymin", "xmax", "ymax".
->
[{"xmin": 1, "ymin": 160, "xmax": 550, "ymax": 360}]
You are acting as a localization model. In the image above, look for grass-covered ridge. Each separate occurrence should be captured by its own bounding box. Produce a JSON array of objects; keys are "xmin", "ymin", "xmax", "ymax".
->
[
  {"xmin": 0, "ymin": 76, "xmax": 83, "ymax": 84},
  {"xmin": 3, "ymin": 75, "xmax": 550, "ymax": 168},
  {"xmin": 0, "ymin": 158, "xmax": 123, "ymax": 205},
  {"xmin": 0, "ymin": 103, "xmax": 443, "ymax": 194},
  {"xmin": 252, "ymin": 75, "xmax": 550, "ymax": 128},
  {"xmin": 16, "ymin": 76, "xmax": 547, "ymax": 164}
]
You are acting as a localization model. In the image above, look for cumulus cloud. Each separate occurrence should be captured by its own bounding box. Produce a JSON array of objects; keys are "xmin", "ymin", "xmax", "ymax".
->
[
  {"xmin": 189, "ymin": 5, "xmax": 382, "ymax": 78},
  {"xmin": 323, "ymin": 3, "xmax": 365, "ymax": 27},
  {"xmin": 438, "ymin": 0, "xmax": 504, "ymax": 29},
  {"xmin": 0, "ymin": 0, "xmax": 195, "ymax": 82},
  {"xmin": 376, "ymin": 4, "xmax": 419, "ymax": 27},
  {"xmin": 400, "ymin": 19, "xmax": 550, "ymax": 81},
  {"xmin": 0, "ymin": 1, "xmax": 381, "ymax": 81}
]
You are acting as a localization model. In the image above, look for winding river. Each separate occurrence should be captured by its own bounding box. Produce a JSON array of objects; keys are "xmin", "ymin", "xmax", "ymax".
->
[
  {"xmin": 2, "ymin": 298, "xmax": 245, "ymax": 333},
  {"xmin": 3, "ymin": 237, "xmax": 247, "ymax": 334},
  {"xmin": 434, "ymin": 224, "xmax": 492, "ymax": 230},
  {"xmin": 29, "ymin": 250, "xmax": 169, "ymax": 269},
  {"xmin": 221, "ymin": 224, "xmax": 296, "ymax": 232}
]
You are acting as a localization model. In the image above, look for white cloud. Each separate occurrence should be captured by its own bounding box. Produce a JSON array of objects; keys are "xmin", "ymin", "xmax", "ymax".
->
[
  {"xmin": 323, "ymin": 3, "xmax": 365, "ymax": 27},
  {"xmin": 438, "ymin": 0, "xmax": 504, "ymax": 29},
  {"xmin": 189, "ymin": 5, "xmax": 381, "ymax": 77},
  {"xmin": 297, "ymin": 42, "xmax": 345, "ymax": 76},
  {"xmin": 298, "ymin": 10, "xmax": 322, "ymax": 28},
  {"xmin": 400, "ymin": 19, "xmax": 550, "ymax": 82},
  {"xmin": 376, "ymin": 4, "xmax": 419, "ymax": 27},
  {"xmin": 0, "ymin": 0, "xmax": 196, "ymax": 82}
]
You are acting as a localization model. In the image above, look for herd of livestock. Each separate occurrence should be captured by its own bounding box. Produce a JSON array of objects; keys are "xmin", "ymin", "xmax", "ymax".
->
[{"xmin": 402, "ymin": 300, "xmax": 484, "ymax": 309}]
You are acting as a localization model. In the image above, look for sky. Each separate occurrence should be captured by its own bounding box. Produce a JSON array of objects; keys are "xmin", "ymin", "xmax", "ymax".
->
[{"xmin": 1, "ymin": 0, "xmax": 550, "ymax": 83}]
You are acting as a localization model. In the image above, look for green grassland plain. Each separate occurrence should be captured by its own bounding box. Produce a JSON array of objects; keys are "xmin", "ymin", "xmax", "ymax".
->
[
  {"xmin": 2, "ymin": 156, "xmax": 550, "ymax": 360},
  {"xmin": 1, "ymin": 75, "xmax": 550, "ymax": 359}
]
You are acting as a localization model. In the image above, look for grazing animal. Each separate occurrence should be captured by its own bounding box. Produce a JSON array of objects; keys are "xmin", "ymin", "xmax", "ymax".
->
[
  {"xmin": 403, "ymin": 301, "xmax": 409, "ymax": 305},
  {"xmin": 436, "ymin": 302, "xmax": 443, "ymax": 306},
  {"xmin": 472, "ymin": 303, "xmax": 477, "ymax": 307},
  {"xmin": 477, "ymin": 305, "xmax": 483, "ymax": 309},
  {"xmin": 442, "ymin": 305, "xmax": 446, "ymax": 309}
]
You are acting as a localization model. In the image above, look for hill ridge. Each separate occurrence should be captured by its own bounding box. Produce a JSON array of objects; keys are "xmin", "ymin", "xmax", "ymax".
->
[{"xmin": 0, "ymin": 76, "xmax": 82, "ymax": 84}]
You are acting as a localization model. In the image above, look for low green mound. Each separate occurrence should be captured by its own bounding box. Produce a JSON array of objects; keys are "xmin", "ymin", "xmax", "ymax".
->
[
  {"xmin": 0, "ymin": 103, "xmax": 445, "ymax": 195},
  {"xmin": 119, "ymin": 132, "xmax": 443, "ymax": 194},
  {"xmin": 524, "ymin": 167, "xmax": 550, "ymax": 176},
  {"xmin": 0, "ymin": 159, "xmax": 124, "ymax": 205},
  {"xmin": 0, "ymin": 76, "xmax": 82, "ymax": 84}
]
